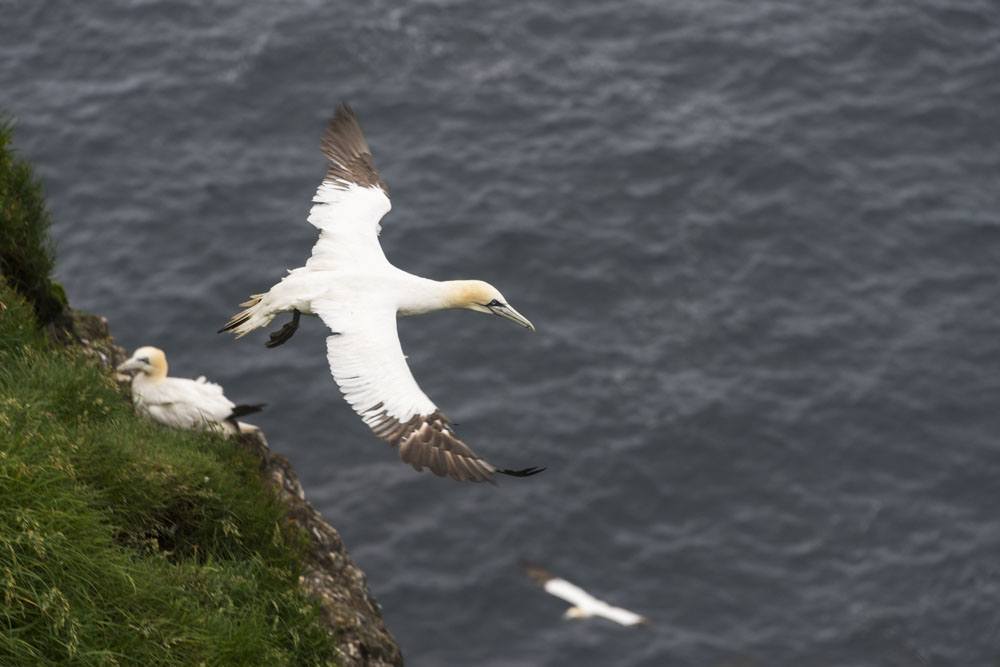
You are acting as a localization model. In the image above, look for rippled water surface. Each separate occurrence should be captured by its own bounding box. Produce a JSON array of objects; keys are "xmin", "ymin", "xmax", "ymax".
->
[{"xmin": 4, "ymin": 1, "xmax": 1000, "ymax": 664}]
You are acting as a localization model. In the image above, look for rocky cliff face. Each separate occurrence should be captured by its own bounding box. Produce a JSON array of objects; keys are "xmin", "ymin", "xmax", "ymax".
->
[
  {"xmin": 68, "ymin": 309, "xmax": 403, "ymax": 667},
  {"xmin": 234, "ymin": 430, "xmax": 402, "ymax": 666}
]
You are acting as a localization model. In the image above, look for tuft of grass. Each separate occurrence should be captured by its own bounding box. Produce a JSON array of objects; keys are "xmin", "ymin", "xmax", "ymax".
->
[
  {"xmin": 0, "ymin": 275, "xmax": 45, "ymax": 350},
  {"xmin": 0, "ymin": 120, "xmax": 67, "ymax": 327},
  {"xmin": 0, "ymin": 283, "xmax": 339, "ymax": 665}
]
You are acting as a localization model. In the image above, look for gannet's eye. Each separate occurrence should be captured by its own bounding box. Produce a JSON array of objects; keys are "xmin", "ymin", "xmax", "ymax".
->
[
  {"xmin": 485, "ymin": 299, "xmax": 504, "ymax": 308},
  {"xmin": 137, "ymin": 357, "xmax": 150, "ymax": 365}
]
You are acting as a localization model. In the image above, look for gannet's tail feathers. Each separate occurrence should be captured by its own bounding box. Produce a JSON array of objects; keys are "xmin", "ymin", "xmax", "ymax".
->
[
  {"xmin": 225, "ymin": 403, "xmax": 266, "ymax": 430},
  {"xmin": 218, "ymin": 294, "xmax": 270, "ymax": 337},
  {"xmin": 228, "ymin": 403, "xmax": 266, "ymax": 420}
]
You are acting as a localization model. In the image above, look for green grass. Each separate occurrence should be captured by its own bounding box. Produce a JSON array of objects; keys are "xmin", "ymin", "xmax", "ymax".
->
[
  {"xmin": 0, "ymin": 282, "xmax": 340, "ymax": 665},
  {"xmin": 0, "ymin": 120, "xmax": 67, "ymax": 327},
  {"xmin": 0, "ymin": 119, "xmax": 339, "ymax": 665}
]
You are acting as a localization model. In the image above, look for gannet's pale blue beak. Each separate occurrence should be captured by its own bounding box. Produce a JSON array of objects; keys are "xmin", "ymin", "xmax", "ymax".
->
[
  {"xmin": 116, "ymin": 358, "xmax": 144, "ymax": 373},
  {"xmin": 491, "ymin": 303, "xmax": 535, "ymax": 331}
]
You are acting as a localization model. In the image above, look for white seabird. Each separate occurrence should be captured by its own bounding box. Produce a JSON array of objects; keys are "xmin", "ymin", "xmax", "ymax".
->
[
  {"xmin": 117, "ymin": 346, "xmax": 264, "ymax": 434},
  {"xmin": 220, "ymin": 104, "xmax": 541, "ymax": 483},
  {"xmin": 523, "ymin": 562, "xmax": 649, "ymax": 626}
]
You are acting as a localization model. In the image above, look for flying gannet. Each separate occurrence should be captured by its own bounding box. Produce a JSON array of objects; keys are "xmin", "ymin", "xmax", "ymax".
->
[
  {"xmin": 117, "ymin": 346, "xmax": 264, "ymax": 434},
  {"xmin": 219, "ymin": 104, "xmax": 542, "ymax": 483},
  {"xmin": 523, "ymin": 562, "xmax": 649, "ymax": 626}
]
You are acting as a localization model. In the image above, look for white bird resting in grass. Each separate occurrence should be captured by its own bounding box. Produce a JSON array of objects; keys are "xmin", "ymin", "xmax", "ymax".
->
[
  {"xmin": 523, "ymin": 562, "xmax": 649, "ymax": 626},
  {"xmin": 219, "ymin": 103, "xmax": 543, "ymax": 483},
  {"xmin": 117, "ymin": 346, "xmax": 264, "ymax": 434}
]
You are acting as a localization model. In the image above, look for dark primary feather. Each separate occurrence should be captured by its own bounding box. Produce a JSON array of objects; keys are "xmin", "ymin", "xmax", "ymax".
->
[
  {"xmin": 499, "ymin": 466, "xmax": 546, "ymax": 477},
  {"xmin": 521, "ymin": 561, "xmax": 556, "ymax": 587},
  {"xmin": 363, "ymin": 407, "xmax": 544, "ymax": 483},
  {"xmin": 320, "ymin": 103, "xmax": 388, "ymax": 193}
]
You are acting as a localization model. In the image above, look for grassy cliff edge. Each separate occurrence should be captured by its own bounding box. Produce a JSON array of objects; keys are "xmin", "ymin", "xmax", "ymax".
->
[{"xmin": 0, "ymin": 122, "xmax": 401, "ymax": 666}]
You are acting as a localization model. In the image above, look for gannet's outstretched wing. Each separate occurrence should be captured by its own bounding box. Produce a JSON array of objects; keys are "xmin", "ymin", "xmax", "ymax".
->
[
  {"xmin": 523, "ymin": 562, "xmax": 648, "ymax": 626},
  {"xmin": 305, "ymin": 104, "xmax": 392, "ymax": 270},
  {"xmin": 524, "ymin": 563, "xmax": 599, "ymax": 609},
  {"xmin": 314, "ymin": 300, "xmax": 543, "ymax": 483}
]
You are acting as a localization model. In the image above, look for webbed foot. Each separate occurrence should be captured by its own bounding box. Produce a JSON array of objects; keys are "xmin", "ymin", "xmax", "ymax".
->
[{"xmin": 265, "ymin": 310, "xmax": 301, "ymax": 348}]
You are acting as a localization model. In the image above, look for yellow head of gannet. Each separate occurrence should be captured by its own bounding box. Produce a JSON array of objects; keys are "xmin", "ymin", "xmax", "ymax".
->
[
  {"xmin": 117, "ymin": 346, "xmax": 168, "ymax": 381},
  {"xmin": 446, "ymin": 280, "xmax": 535, "ymax": 331}
]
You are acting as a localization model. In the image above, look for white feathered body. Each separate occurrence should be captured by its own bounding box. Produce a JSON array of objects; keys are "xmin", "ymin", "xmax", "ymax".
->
[
  {"xmin": 226, "ymin": 182, "xmax": 447, "ymax": 439},
  {"xmin": 251, "ymin": 266, "xmax": 447, "ymax": 325},
  {"xmin": 130, "ymin": 374, "xmax": 237, "ymax": 433}
]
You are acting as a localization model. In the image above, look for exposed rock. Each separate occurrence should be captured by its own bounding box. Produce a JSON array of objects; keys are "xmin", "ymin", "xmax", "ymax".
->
[
  {"xmin": 235, "ymin": 428, "xmax": 403, "ymax": 667},
  {"xmin": 62, "ymin": 309, "xmax": 128, "ymax": 370},
  {"xmin": 66, "ymin": 309, "xmax": 404, "ymax": 666}
]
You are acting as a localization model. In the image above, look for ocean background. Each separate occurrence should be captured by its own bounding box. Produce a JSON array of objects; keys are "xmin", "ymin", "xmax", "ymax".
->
[{"xmin": 4, "ymin": 1, "xmax": 1000, "ymax": 664}]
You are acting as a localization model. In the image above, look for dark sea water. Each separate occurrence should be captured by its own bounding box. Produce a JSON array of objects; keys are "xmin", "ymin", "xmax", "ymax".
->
[{"xmin": 4, "ymin": 1, "xmax": 1000, "ymax": 664}]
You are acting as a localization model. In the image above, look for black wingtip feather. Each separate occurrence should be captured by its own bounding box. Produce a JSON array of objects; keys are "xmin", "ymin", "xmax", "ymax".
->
[{"xmin": 497, "ymin": 466, "xmax": 546, "ymax": 478}]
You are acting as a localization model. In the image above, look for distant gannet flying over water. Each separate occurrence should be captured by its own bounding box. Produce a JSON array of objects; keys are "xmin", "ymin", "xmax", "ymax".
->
[
  {"xmin": 219, "ymin": 104, "xmax": 542, "ymax": 483},
  {"xmin": 523, "ymin": 562, "xmax": 648, "ymax": 626},
  {"xmin": 117, "ymin": 346, "xmax": 264, "ymax": 434}
]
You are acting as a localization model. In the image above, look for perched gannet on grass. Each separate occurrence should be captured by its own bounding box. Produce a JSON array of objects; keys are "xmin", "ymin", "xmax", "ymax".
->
[
  {"xmin": 117, "ymin": 346, "xmax": 264, "ymax": 434},
  {"xmin": 523, "ymin": 562, "xmax": 649, "ymax": 626},
  {"xmin": 220, "ymin": 104, "xmax": 542, "ymax": 483}
]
